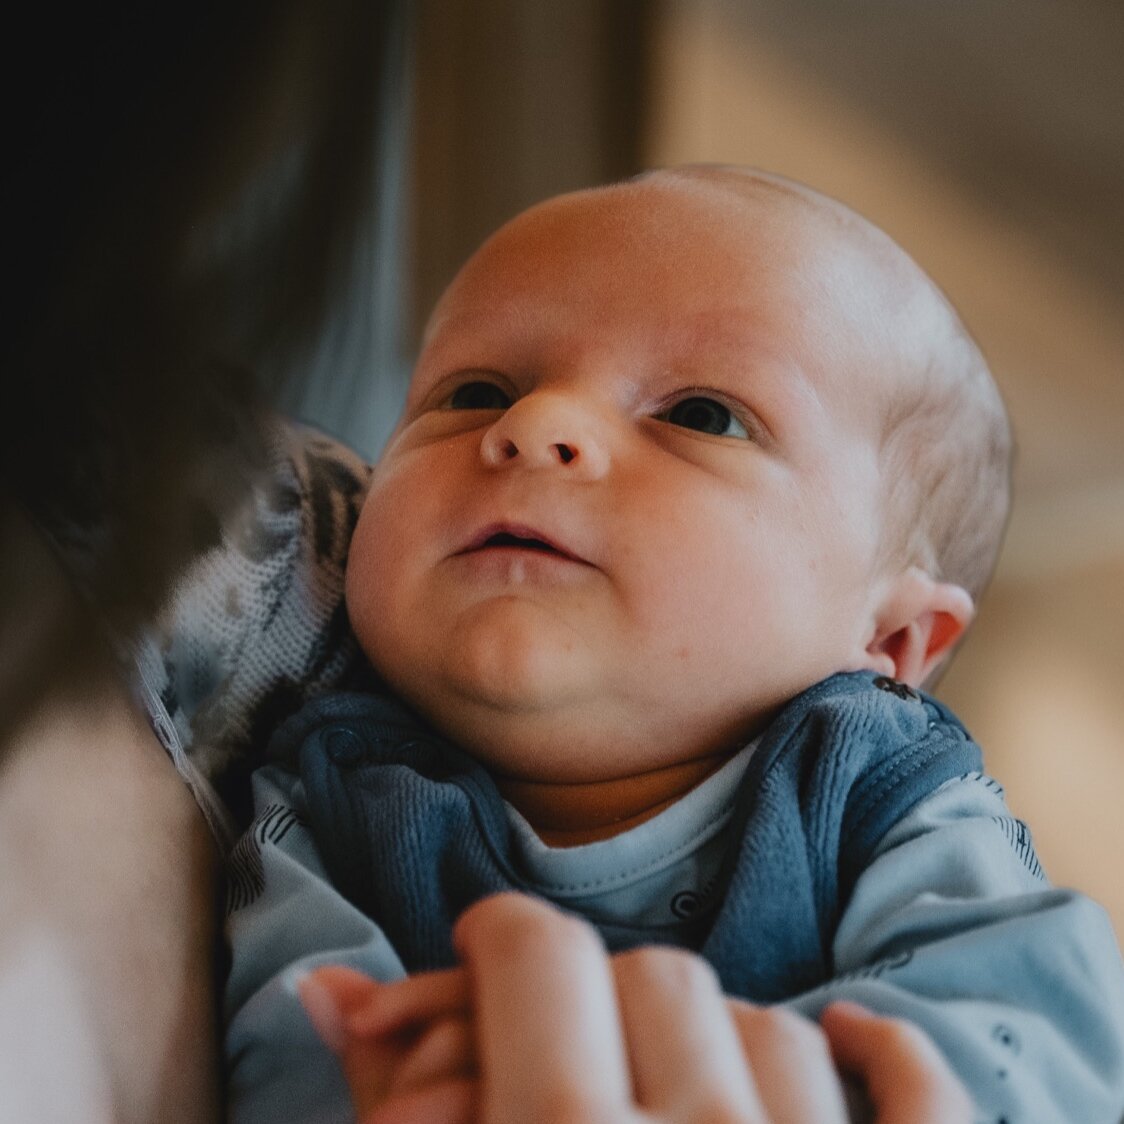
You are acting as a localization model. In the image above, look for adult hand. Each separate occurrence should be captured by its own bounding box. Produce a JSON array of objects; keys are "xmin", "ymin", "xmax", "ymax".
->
[
  {"xmin": 304, "ymin": 893, "xmax": 972, "ymax": 1123},
  {"xmin": 455, "ymin": 893, "xmax": 768, "ymax": 1123}
]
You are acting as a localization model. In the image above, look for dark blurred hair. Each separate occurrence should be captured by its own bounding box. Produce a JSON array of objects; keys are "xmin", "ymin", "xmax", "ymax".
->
[
  {"xmin": 1, "ymin": 1, "xmax": 403, "ymax": 731},
  {"xmin": 3, "ymin": 5, "xmax": 401, "ymax": 628}
]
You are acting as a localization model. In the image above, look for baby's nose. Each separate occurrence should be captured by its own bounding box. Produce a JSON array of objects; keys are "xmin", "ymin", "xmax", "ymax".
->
[{"xmin": 479, "ymin": 392, "xmax": 609, "ymax": 479}]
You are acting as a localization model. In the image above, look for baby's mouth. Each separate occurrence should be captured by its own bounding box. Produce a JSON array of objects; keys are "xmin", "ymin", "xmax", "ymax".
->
[
  {"xmin": 481, "ymin": 531, "xmax": 559, "ymax": 553},
  {"xmin": 458, "ymin": 523, "xmax": 586, "ymax": 564}
]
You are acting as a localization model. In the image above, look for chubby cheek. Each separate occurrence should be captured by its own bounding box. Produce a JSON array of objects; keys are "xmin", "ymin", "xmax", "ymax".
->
[
  {"xmin": 624, "ymin": 501, "xmax": 836, "ymax": 690},
  {"xmin": 345, "ymin": 477, "xmax": 428, "ymax": 667},
  {"xmin": 618, "ymin": 514, "xmax": 754, "ymax": 665}
]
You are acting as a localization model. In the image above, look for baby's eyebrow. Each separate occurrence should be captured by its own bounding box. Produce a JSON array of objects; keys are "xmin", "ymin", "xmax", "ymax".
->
[
  {"xmin": 666, "ymin": 312, "xmax": 806, "ymax": 383},
  {"xmin": 428, "ymin": 298, "xmax": 564, "ymax": 354}
]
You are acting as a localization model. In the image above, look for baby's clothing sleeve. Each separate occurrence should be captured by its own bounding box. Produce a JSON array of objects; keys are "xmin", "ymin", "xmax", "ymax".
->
[
  {"xmin": 129, "ymin": 418, "xmax": 372, "ymax": 847},
  {"xmin": 789, "ymin": 772, "xmax": 1124, "ymax": 1124},
  {"xmin": 224, "ymin": 765, "xmax": 404, "ymax": 1124}
]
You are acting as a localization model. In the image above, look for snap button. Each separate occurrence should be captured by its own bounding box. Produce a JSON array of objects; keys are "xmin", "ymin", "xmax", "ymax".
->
[
  {"xmin": 325, "ymin": 726, "xmax": 365, "ymax": 767},
  {"xmin": 873, "ymin": 676, "xmax": 920, "ymax": 702}
]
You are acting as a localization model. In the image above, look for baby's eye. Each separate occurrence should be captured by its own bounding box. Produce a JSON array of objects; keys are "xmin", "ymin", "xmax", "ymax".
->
[
  {"xmin": 658, "ymin": 396, "xmax": 751, "ymax": 440},
  {"xmin": 447, "ymin": 380, "xmax": 512, "ymax": 410}
]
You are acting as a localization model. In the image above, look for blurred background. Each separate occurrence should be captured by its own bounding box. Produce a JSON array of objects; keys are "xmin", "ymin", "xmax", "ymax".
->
[{"xmin": 291, "ymin": 0, "xmax": 1124, "ymax": 940}]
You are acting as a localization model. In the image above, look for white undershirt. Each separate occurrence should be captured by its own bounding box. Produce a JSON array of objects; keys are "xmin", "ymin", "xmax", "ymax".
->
[{"xmin": 503, "ymin": 741, "xmax": 757, "ymax": 927}]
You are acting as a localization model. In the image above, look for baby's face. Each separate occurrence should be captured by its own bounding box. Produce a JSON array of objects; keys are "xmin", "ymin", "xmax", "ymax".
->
[{"xmin": 347, "ymin": 175, "xmax": 905, "ymax": 784}]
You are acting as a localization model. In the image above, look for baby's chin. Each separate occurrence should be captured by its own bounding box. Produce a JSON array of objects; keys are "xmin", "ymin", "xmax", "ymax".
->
[
  {"xmin": 389, "ymin": 677, "xmax": 600, "ymax": 779},
  {"xmin": 369, "ymin": 609, "xmax": 603, "ymax": 734},
  {"xmin": 387, "ymin": 665, "xmax": 765, "ymax": 799}
]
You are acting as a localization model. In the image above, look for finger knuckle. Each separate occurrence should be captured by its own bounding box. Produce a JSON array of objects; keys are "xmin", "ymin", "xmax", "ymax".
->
[
  {"xmin": 750, "ymin": 1005, "xmax": 830, "ymax": 1056},
  {"xmin": 617, "ymin": 945, "xmax": 721, "ymax": 997},
  {"xmin": 868, "ymin": 1011, "xmax": 931, "ymax": 1053},
  {"xmin": 686, "ymin": 1095, "xmax": 755, "ymax": 1124},
  {"xmin": 462, "ymin": 895, "xmax": 601, "ymax": 962},
  {"xmin": 534, "ymin": 1090, "xmax": 623, "ymax": 1124},
  {"xmin": 517, "ymin": 916, "xmax": 595, "ymax": 965},
  {"xmin": 416, "ymin": 1014, "xmax": 468, "ymax": 1058}
]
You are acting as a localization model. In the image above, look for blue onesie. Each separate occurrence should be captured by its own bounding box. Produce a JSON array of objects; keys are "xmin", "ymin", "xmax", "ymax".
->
[{"xmin": 224, "ymin": 671, "xmax": 1124, "ymax": 1124}]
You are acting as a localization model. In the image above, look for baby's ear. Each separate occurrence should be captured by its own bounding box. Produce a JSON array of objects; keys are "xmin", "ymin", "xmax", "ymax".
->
[{"xmin": 864, "ymin": 568, "xmax": 974, "ymax": 688}]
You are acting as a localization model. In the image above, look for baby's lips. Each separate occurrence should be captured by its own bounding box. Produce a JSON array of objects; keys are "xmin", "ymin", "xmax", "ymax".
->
[{"xmin": 457, "ymin": 520, "xmax": 589, "ymax": 564}]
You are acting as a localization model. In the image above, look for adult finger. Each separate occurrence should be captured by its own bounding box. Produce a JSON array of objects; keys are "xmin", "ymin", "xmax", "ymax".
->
[
  {"xmin": 298, "ymin": 968, "xmax": 402, "ymax": 1116},
  {"xmin": 727, "ymin": 1000, "xmax": 850, "ymax": 1122},
  {"xmin": 300, "ymin": 965, "xmax": 381, "ymax": 1049},
  {"xmin": 301, "ymin": 967, "xmax": 475, "ymax": 1119},
  {"xmin": 364, "ymin": 1078, "xmax": 475, "ymax": 1124},
  {"xmin": 612, "ymin": 947, "xmax": 766, "ymax": 1121},
  {"xmin": 388, "ymin": 1015, "xmax": 476, "ymax": 1097},
  {"xmin": 349, "ymin": 968, "xmax": 470, "ymax": 1037},
  {"xmin": 821, "ymin": 1001, "xmax": 974, "ymax": 1123},
  {"xmin": 452, "ymin": 893, "xmax": 633, "ymax": 1123}
]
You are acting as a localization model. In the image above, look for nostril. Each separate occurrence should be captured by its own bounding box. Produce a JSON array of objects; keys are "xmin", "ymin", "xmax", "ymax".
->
[{"xmin": 554, "ymin": 444, "xmax": 575, "ymax": 464}]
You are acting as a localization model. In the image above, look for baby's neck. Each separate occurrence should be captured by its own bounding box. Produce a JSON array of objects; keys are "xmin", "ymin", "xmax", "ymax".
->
[{"xmin": 495, "ymin": 751, "xmax": 737, "ymax": 847}]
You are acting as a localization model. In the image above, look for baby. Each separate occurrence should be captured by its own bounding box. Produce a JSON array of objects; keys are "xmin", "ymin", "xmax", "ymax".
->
[{"xmin": 224, "ymin": 167, "xmax": 1124, "ymax": 1122}]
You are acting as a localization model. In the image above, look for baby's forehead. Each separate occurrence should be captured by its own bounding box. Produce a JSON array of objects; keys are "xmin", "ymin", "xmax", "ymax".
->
[
  {"xmin": 440, "ymin": 173, "xmax": 870, "ymax": 311},
  {"xmin": 426, "ymin": 168, "xmax": 953, "ymax": 397}
]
